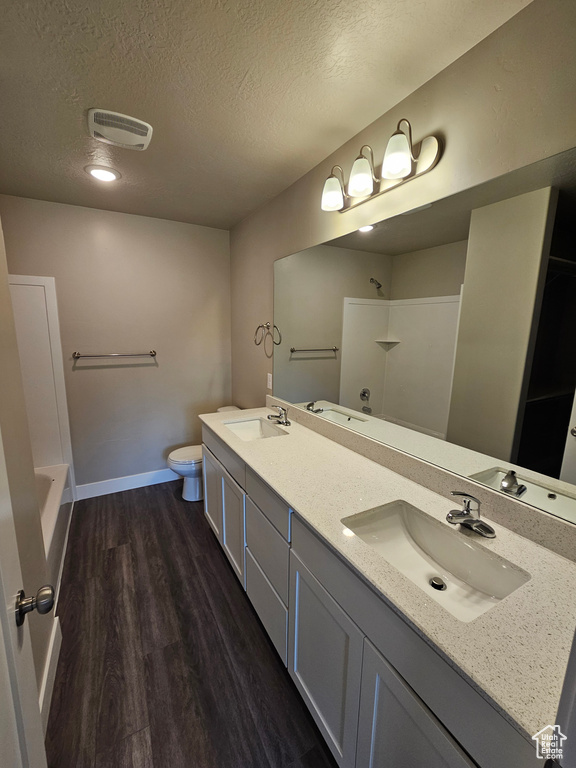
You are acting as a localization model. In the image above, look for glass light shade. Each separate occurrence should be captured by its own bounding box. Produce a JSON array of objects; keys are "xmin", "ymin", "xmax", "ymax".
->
[
  {"xmin": 321, "ymin": 175, "xmax": 344, "ymax": 211},
  {"xmin": 348, "ymin": 156, "xmax": 374, "ymax": 197},
  {"xmin": 382, "ymin": 131, "xmax": 412, "ymax": 179}
]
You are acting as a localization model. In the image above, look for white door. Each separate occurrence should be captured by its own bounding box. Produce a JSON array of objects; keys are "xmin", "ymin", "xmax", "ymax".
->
[
  {"xmin": 560, "ymin": 391, "xmax": 576, "ymax": 484},
  {"xmin": 0, "ymin": 431, "xmax": 48, "ymax": 768}
]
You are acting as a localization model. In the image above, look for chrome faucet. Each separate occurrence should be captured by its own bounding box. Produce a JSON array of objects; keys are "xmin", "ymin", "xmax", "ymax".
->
[
  {"xmin": 306, "ymin": 401, "xmax": 324, "ymax": 413},
  {"xmin": 268, "ymin": 406, "xmax": 291, "ymax": 426},
  {"xmin": 500, "ymin": 470, "xmax": 527, "ymax": 497},
  {"xmin": 446, "ymin": 491, "xmax": 496, "ymax": 538}
]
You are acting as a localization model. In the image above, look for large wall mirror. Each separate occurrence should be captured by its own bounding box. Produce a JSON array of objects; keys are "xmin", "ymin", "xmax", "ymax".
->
[{"xmin": 273, "ymin": 147, "xmax": 576, "ymax": 525}]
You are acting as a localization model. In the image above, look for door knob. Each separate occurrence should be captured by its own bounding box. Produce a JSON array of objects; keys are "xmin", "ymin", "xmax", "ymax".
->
[
  {"xmin": 571, "ymin": 427, "xmax": 576, "ymax": 437},
  {"xmin": 15, "ymin": 585, "xmax": 55, "ymax": 627}
]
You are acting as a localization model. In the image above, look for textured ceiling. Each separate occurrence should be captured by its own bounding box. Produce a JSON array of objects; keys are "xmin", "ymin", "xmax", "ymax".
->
[{"xmin": 0, "ymin": 0, "xmax": 532, "ymax": 229}]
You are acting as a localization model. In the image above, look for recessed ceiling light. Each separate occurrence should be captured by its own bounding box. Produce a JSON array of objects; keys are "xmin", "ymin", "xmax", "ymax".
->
[
  {"xmin": 85, "ymin": 165, "xmax": 121, "ymax": 182},
  {"xmin": 358, "ymin": 225, "xmax": 374, "ymax": 232}
]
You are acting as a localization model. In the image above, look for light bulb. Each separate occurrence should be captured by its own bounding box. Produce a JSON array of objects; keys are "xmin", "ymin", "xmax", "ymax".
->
[
  {"xmin": 321, "ymin": 175, "xmax": 344, "ymax": 211},
  {"xmin": 85, "ymin": 165, "xmax": 121, "ymax": 182},
  {"xmin": 358, "ymin": 225, "xmax": 374, "ymax": 233},
  {"xmin": 382, "ymin": 131, "xmax": 412, "ymax": 179},
  {"xmin": 348, "ymin": 156, "xmax": 374, "ymax": 197}
]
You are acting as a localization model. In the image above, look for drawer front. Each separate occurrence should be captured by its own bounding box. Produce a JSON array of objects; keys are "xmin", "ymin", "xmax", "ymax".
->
[
  {"xmin": 245, "ymin": 548, "xmax": 288, "ymax": 664},
  {"xmin": 202, "ymin": 426, "xmax": 246, "ymax": 488},
  {"xmin": 245, "ymin": 498, "xmax": 290, "ymax": 604},
  {"xmin": 245, "ymin": 467, "xmax": 291, "ymax": 540}
]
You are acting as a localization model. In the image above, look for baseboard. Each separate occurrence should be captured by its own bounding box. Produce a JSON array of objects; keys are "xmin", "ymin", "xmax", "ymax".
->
[
  {"xmin": 39, "ymin": 616, "xmax": 62, "ymax": 734},
  {"xmin": 76, "ymin": 468, "xmax": 180, "ymax": 500}
]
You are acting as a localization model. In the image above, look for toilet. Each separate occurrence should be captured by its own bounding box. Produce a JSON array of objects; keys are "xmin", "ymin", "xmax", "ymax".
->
[
  {"xmin": 167, "ymin": 445, "xmax": 204, "ymax": 501},
  {"xmin": 167, "ymin": 406, "xmax": 240, "ymax": 501}
]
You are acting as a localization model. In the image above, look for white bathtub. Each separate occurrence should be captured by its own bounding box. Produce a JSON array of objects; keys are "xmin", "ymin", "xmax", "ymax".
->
[{"xmin": 35, "ymin": 464, "xmax": 73, "ymax": 593}]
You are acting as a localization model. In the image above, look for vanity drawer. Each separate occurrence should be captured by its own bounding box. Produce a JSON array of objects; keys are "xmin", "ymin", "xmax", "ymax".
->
[
  {"xmin": 246, "ymin": 548, "xmax": 288, "ymax": 664},
  {"xmin": 202, "ymin": 426, "xmax": 246, "ymax": 488},
  {"xmin": 245, "ymin": 497, "xmax": 290, "ymax": 604},
  {"xmin": 246, "ymin": 467, "xmax": 291, "ymax": 540}
]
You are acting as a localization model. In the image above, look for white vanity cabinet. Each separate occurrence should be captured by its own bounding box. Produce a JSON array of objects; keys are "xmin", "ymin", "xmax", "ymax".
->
[
  {"xmin": 202, "ymin": 445, "xmax": 224, "ymax": 542},
  {"xmin": 288, "ymin": 551, "xmax": 364, "ymax": 768},
  {"xmin": 221, "ymin": 469, "xmax": 246, "ymax": 585},
  {"xmin": 245, "ymin": 468, "xmax": 291, "ymax": 663},
  {"xmin": 356, "ymin": 640, "xmax": 476, "ymax": 768},
  {"xmin": 202, "ymin": 428, "xmax": 291, "ymax": 659},
  {"xmin": 203, "ymin": 443, "xmax": 246, "ymax": 584},
  {"xmin": 201, "ymin": 421, "xmax": 541, "ymax": 768}
]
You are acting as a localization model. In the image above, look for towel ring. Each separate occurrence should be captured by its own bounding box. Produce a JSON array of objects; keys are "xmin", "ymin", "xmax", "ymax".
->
[
  {"xmin": 254, "ymin": 324, "xmax": 266, "ymax": 346},
  {"xmin": 273, "ymin": 324, "xmax": 282, "ymax": 345}
]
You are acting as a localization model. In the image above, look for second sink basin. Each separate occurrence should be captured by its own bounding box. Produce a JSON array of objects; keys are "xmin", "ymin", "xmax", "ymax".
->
[
  {"xmin": 341, "ymin": 500, "xmax": 530, "ymax": 622},
  {"xmin": 224, "ymin": 417, "xmax": 288, "ymax": 441}
]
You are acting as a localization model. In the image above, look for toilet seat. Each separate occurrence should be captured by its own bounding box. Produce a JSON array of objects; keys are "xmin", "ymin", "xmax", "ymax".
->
[{"xmin": 168, "ymin": 445, "xmax": 203, "ymax": 464}]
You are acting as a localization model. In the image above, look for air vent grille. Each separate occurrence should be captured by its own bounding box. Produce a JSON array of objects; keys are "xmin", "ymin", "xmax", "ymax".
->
[
  {"xmin": 88, "ymin": 109, "xmax": 153, "ymax": 151},
  {"xmin": 93, "ymin": 112, "xmax": 149, "ymax": 136}
]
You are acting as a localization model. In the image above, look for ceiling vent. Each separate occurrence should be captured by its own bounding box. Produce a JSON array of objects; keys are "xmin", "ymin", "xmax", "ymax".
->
[{"xmin": 87, "ymin": 109, "xmax": 153, "ymax": 151}]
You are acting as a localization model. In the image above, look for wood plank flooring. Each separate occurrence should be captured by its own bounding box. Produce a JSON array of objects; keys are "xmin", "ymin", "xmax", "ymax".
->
[{"xmin": 46, "ymin": 482, "xmax": 338, "ymax": 768}]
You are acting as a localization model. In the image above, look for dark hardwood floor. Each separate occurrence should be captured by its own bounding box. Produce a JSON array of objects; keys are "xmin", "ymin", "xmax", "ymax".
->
[{"xmin": 46, "ymin": 481, "xmax": 338, "ymax": 768}]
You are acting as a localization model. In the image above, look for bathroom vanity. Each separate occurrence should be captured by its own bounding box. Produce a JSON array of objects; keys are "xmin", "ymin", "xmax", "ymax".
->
[{"xmin": 199, "ymin": 407, "xmax": 576, "ymax": 768}]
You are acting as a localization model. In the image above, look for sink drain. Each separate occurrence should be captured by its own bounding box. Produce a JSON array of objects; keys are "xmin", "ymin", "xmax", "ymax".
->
[{"xmin": 429, "ymin": 576, "xmax": 447, "ymax": 591}]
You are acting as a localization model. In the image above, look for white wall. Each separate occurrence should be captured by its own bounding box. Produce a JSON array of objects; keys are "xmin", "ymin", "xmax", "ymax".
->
[
  {"xmin": 447, "ymin": 187, "xmax": 557, "ymax": 460},
  {"xmin": 0, "ymin": 196, "xmax": 231, "ymax": 488},
  {"xmin": 383, "ymin": 296, "xmax": 461, "ymax": 438}
]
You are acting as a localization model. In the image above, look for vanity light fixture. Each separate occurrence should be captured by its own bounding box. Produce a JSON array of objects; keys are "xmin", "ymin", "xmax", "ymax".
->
[
  {"xmin": 85, "ymin": 165, "xmax": 121, "ymax": 182},
  {"xmin": 320, "ymin": 118, "xmax": 441, "ymax": 213}
]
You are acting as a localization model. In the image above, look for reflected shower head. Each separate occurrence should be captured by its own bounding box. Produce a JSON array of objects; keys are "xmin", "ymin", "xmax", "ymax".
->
[{"xmin": 370, "ymin": 277, "xmax": 382, "ymax": 290}]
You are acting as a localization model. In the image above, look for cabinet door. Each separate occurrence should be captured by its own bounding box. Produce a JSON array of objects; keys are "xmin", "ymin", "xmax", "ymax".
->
[
  {"xmin": 357, "ymin": 640, "xmax": 477, "ymax": 768},
  {"xmin": 288, "ymin": 552, "xmax": 364, "ymax": 768},
  {"xmin": 222, "ymin": 469, "xmax": 246, "ymax": 586},
  {"xmin": 203, "ymin": 447, "xmax": 223, "ymax": 543}
]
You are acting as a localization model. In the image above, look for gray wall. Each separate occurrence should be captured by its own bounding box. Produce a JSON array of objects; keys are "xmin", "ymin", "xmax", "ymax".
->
[
  {"xmin": 274, "ymin": 245, "xmax": 392, "ymax": 402},
  {"xmin": 447, "ymin": 187, "xmax": 557, "ymax": 460},
  {"xmin": 0, "ymin": 196, "xmax": 231, "ymax": 487},
  {"xmin": 229, "ymin": 0, "xmax": 576, "ymax": 407},
  {"xmin": 390, "ymin": 241, "xmax": 467, "ymax": 300}
]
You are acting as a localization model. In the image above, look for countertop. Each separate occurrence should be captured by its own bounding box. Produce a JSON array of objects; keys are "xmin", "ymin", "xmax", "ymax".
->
[{"xmin": 199, "ymin": 407, "xmax": 576, "ymax": 740}]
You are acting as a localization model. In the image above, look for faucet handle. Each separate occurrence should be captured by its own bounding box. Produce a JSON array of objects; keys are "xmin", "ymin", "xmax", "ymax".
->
[{"xmin": 450, "ymin": 491, "xmax": 480, "ymax": 515}]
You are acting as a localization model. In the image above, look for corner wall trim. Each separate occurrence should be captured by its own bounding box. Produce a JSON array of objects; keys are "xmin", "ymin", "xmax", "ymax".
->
[{"xmin": 76, "ymin": 468, "xmax": 180, "ymax": 500}]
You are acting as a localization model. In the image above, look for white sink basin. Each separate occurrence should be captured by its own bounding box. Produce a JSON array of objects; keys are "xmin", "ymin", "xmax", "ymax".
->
[
  {"xmin": 224, "ymin": 418, "xmax": 288, "ymax": 441},
  {"xmin": 469, "ymin": 466, "xmax": 576, "ymax": 524},
  {"xmin": 341, "ymin": 501, "xmax": 530, "ymax": 622},
  {"xmin": 319, "ymin": 408, "xmax": 368, "ymax": 426}
]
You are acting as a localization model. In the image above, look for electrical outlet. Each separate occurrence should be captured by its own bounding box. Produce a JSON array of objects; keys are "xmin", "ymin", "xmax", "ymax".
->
[{"xmin": 267, "ymin": 372, "xmax": 273, "ymax": 390}]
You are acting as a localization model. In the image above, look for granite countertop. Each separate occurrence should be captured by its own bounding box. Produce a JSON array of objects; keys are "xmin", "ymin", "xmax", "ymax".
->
[{"xmin": 199, "ymin": 407, "xmax": 576, "ymax": 740}]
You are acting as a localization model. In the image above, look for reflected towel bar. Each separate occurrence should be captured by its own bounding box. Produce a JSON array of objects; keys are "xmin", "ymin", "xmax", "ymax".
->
[
  {"xmin": 290, "ymin": 346, "xmax": 339, "ymax": 353},
  {"xmin": 72, "ymin": 350, "xmax": 157, "ymax": 359}
]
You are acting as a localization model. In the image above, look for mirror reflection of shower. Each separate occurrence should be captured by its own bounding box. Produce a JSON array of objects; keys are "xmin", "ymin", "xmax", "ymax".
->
[{"xmin": 360, "ymin": 387, "xmax": 372, "ymax": 414}]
